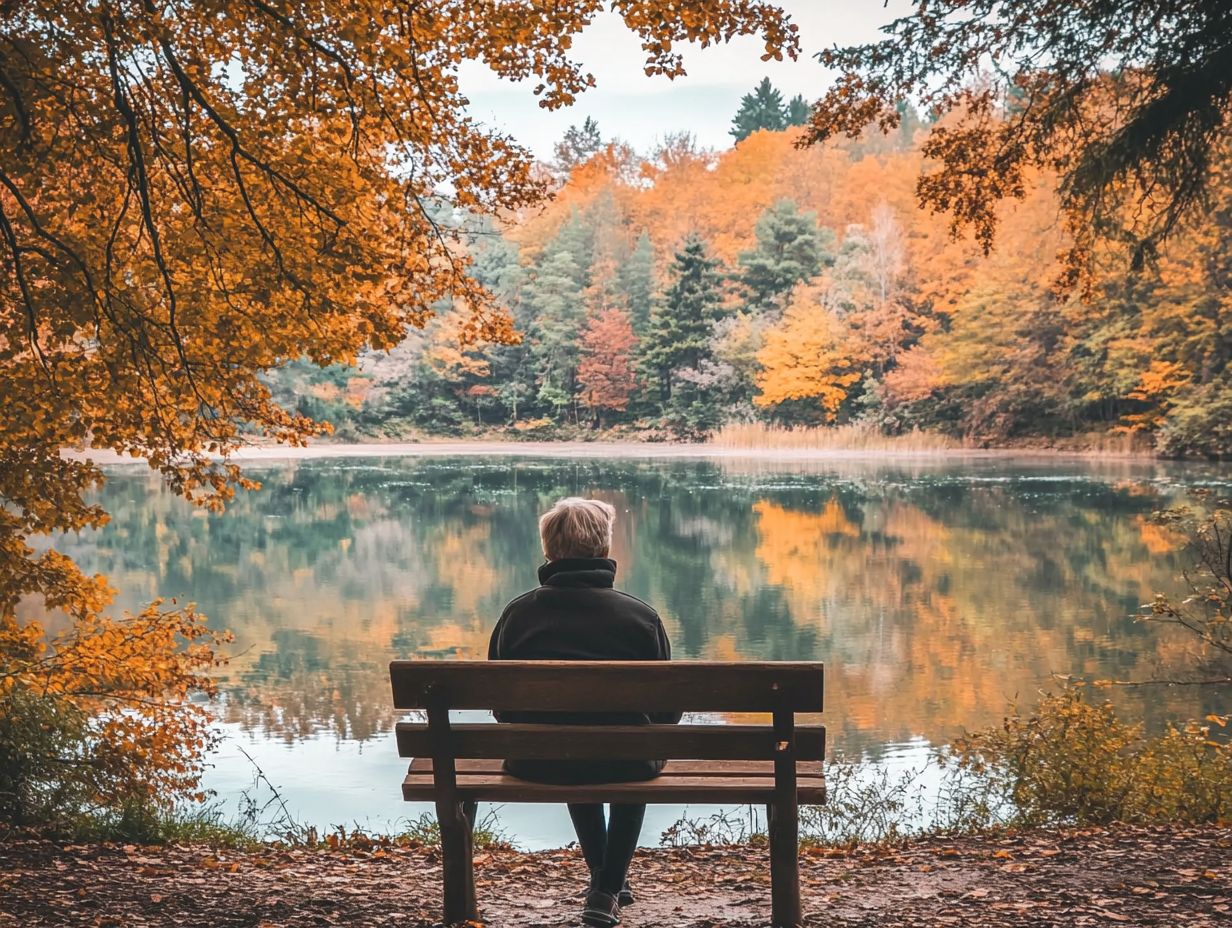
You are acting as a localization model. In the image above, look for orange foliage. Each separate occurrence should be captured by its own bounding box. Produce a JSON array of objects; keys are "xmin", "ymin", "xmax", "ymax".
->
[
  {"xmin": 1118, "ymin": 361, "xmax": 1192, "ymax": 433},
  {"xmin": 755, "ymin": 286, "xmax": 866, "ymax": 417},
  {"xmin": 0, "ymin": 1, "xmax": 801, "ymax": 820},
  {"xmin": 578, "ymin": 307, "xmax": 639, "ymax": 417},
  {"xmin": 0, "ymin": 0, "xmax": 798, "ymax": 648},
  {"xmin": 1, "ymin": 604, "xmax": 230, "ymax": 815},
  {"xmin": 883, "ymin": 346, "xmax": 943, "ymax": 405}
]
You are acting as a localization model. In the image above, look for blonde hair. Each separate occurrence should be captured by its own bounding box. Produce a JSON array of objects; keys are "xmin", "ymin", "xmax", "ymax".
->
[{"xmin": 539, "ymin": 497, "xmax": 616, "ymax": 560}]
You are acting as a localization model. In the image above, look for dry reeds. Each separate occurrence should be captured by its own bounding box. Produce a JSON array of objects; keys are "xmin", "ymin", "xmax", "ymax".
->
[{"xmin": 708, "ymin": 422, "xmax": 966, "ymax": 453}]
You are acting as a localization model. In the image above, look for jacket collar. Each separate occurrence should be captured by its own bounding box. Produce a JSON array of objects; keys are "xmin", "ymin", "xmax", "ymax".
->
[{"xmin": 538, "ymin": 557, "xmax": 617, "ymax": 589}]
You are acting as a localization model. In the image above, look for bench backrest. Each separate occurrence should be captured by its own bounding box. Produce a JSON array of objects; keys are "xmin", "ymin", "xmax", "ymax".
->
[
  {"xmin": 390, "ymin": 660, "xmax": 825, "ymax": 764},
  {"xmin": 391, "ymin": 660, "xmax": 823, "ymax": 713}
]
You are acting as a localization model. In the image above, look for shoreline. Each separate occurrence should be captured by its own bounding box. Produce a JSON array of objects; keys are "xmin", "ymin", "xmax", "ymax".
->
[{"xmin": 69, "ymin": 438, "xmax": 1167, "ymax": 466}]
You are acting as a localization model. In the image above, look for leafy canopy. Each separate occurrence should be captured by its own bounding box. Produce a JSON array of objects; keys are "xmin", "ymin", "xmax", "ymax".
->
[
  {"xmin": 804, "ymin": 0, "xmax": 1232, "ymax": 282},
  {"xmin": 0, "ymin": 0, "xmax": 798, "ymax": 627}
]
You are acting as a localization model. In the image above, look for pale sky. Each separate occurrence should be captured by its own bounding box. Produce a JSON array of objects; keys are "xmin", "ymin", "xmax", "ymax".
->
[{"xmin": 460, "ymin": 1, "xmax": 910, "ymax": 160}]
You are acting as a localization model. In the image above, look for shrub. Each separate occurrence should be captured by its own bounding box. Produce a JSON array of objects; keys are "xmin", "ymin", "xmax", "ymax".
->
[
  {"xmin": 1145, "ymin": 495, "xmax": 1232, "ymax": 677},
  {"xmin": 661, "ymin": 757, "xmax": 1002, "ymax": 849},
  {"xmin": 395, "ymin": 809, "xmax": 512, "ymax": 849},
  {"xmin": 946, "ymin": 688, "xmax": 1232, "ymax": 826},
  {"xmin": 1157, "ymin": 373, "xmax": 1232, "ymax": 459},
  {"xmin": 0, "ymin": 603, "xmax": 229, "ymax": 831}
]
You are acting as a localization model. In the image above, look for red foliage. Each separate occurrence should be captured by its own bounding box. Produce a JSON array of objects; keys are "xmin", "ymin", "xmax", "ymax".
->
[{"xmin": 577, "ymin": 308, "xmax": 639, "ymax": 420}]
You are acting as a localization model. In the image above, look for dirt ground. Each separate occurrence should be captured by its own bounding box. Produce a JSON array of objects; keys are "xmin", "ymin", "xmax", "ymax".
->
[{"xmin": 1, "ymin": 825, "xmax": 1229, "ymax": 927}]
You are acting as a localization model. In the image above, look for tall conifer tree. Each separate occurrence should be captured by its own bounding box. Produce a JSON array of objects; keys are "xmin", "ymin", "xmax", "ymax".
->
[
  {"xmin": 527, "ymin": 245, "xmax": 585, "ymax": 418},
  {"xmin": 730, "ymin": 77, "xmax": 788, "ymax": 142},
  {"xmin": 641, "ymin": 236, "xmax": 726, "ymax": 436},
  {"xmin": 786, "ymin": 94, "xmax": 812, "ymax": 126},
  {"xmin": 620, "ymin": 232, "xmax": 657, "ymax": 332},
  {"xmin": 739, "ymin": 200, "xmax": 834, "ymax": 309},
  {"xmin": 553, "ymin": 117, "xmax": 603, "ymax": 176}
]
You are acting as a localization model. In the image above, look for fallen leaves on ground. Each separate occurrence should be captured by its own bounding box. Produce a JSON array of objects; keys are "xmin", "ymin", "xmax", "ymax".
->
[{"xmin": 0, "ymin": 825, "xmax": 1228, "ymax": 927}]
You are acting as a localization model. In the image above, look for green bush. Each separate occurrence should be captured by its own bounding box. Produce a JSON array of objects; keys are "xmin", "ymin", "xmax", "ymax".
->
[
  {"xmin": 947, "ymin": 689, "xmax": 1232, "ymax": 826},
  {"xmin": 1, "ymin": 606, "xmax": 226, "ymax": 834},
  {"xmin": 1157, "ymin": 373, "xmax": 1232, "ymax": 459},
  {"xmin": 0, "ymin": 684, "xmax": 93, "ymax": 825}
]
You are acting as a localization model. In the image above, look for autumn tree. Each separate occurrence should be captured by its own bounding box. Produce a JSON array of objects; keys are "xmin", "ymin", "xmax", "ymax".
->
[
  {"xmin": 0, "ymin": 605, "xmax": 229, "ymax": 828},
  {"xmin": 553, "ymin": 117, "xmax": 605, "ymax": 177},
  {"xmin": 804, "ymin": 0, "xmax": 1232, "ymax": 280},
  {"xmin": 426, "ymin": 308, "xmax": 497, "ymax": 428},
  {"xmin": 0, "ymin": 0, "xmax": 799, "ymax": 817},
  {"xmin": 730, "ymin": 77, "xmax": 788, "ymax": 141},
  {"xmin": 1, "ymin": 0, "xmax": 799, "ymax": 622},
  {"xmin": 578, "ymin": 307, "xmax": 639, "ymax": 427},
  {"xmin": 706, "ymin": 311, "xmax": 771, "ymax": 416},
  {"xmin": 756, "ymin": 284, "xmax": 866, "ymax": 422},
  {"xmin": 1116, "ymin": 185, "xmax": 1232, "ymax": 458},
  {"xmin": 829, "ymin": 204, "xmax": 922, "ymax": 370}
]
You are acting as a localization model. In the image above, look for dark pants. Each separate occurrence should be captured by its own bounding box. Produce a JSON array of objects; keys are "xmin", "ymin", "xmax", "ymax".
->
[
  {"xmin": 567, "ymin": 803, "xmax": 647, "ymax": 895},
  {"xmin": 502, "ymin": 758, "xmax": 661, "ymax": 896}
]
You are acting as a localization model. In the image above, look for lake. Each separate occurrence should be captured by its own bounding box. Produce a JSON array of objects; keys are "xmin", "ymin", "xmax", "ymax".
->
[{"xmin": 54, "ymin": 451, "xmax": 1232, "ymax": 848}]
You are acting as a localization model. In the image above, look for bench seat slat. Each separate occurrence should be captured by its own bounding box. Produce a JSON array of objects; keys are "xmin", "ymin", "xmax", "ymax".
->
[
  {"xmin": 402, "ymin": 775, "xmax": 826, "ymax": 805},
  {"xmin": 402, "ymin": 758, "xmax": 826, "ymax": 804},
  {"xmin": 395, "ymin": 722, "xmax": 826, "ymax": 761},
  {"xmin": 410, "ymin": 758, "xmax": 823, "ymax": 777},
  {"xmin": 390, "ymin": 660, "xmax": 823, "ymax": 713}
]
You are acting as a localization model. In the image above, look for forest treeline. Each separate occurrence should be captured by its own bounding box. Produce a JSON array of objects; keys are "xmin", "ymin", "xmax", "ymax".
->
[{"xmin": 272, "ymin": 84, "xmax": 1232, "ymax": 457}]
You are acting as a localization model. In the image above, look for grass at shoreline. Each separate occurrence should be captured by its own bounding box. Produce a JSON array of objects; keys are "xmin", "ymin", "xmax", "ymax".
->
[
  {"xmin": 70, "ymin": 432, "xmax": 1170, "ymax": 466},
  {"xmin": 709, "ymin": 422, "xmax": 967, "ymax": 452}
]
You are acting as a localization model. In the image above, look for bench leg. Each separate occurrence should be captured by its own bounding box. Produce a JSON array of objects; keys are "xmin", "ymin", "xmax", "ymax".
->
[
  {"xmin": 768, "ymin": 801, "xmax": 801, "ymax": 927},
  {"xmin": 437, "ymin": 799, "xmax": 478, "ymax": 925}
]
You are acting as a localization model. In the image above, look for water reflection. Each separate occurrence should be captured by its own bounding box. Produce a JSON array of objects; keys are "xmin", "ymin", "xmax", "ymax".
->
[{"xmin": 51, "ymin": 453, "xmax": 1232, "ymax": 837}]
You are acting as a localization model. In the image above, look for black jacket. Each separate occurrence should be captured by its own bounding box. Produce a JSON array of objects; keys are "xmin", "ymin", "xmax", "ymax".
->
[{"xmin": 487, "ymin": 557, "xmax": 681, "ymax": 783}]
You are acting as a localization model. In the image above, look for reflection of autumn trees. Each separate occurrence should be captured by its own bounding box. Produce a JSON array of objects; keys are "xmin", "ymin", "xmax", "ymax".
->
[
  {"xmin": 54, "ymin": 458, "xmax": 1222, "ymax": 754},
  {"xmin": 743, "ymin": 483, "xmax": 1215, "ymax": 753}
]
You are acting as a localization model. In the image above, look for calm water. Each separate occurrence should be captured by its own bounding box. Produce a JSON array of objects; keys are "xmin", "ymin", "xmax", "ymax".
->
[{"xmin": 52, "ymin": 452, "xmax": 1232, "ymax": 847}]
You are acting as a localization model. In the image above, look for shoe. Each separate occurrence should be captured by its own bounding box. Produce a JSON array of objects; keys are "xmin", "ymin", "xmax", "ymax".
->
[
  {"xmin": 617, "ymin": 881, "xmax": 634, "ymax": 907},
  {"xmin": 587, "ymin": 872, "xmax": 634, "ymax": 908},
  {"xmin": 581, "ymin": 889, "xmax": 621, "ymax": 927}
]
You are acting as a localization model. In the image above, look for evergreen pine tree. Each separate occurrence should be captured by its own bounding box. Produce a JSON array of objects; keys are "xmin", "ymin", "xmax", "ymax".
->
[
  {"xmin": 469, "ymin": 230, "xmax": 533, "ymax": 424},
  {"xmin": 526, "ymin": 244, "xmax": 586, "ymax": 419},
  {"xmin": 730, "ymin": 77, "xmax": 787, "ymax": 142},
  {"xmin": 619, "ymin": 232, "xmax": 657, "ymax": 332},
  {"xmin": 552, "ymin": 208, "xmax": 595, "ymax": 289},
  {"xmin": 785, "ymin": 94, "xmax": 811, "ymax": 126},
  {"xmin": 738, "ymin": 199, "xmax": 835, "ymax": 309},
  {"xmin": 466, "ymin": 216, "xmax": 526, "ymax": 305},
  {"xmin": 640, "ymin": 236, "xmax": 725, "ymax": 436}
]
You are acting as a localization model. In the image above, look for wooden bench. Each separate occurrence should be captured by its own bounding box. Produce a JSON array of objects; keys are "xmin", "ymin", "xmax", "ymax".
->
[{"xmin": 389, "ymin": 660, "xmax": 825, "ymax": 928}]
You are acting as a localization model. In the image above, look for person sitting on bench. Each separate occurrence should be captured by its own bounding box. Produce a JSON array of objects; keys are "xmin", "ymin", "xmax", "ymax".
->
[{"xmin": 487, "ymin": 496, "xmax": 681, "ymax": 928}]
